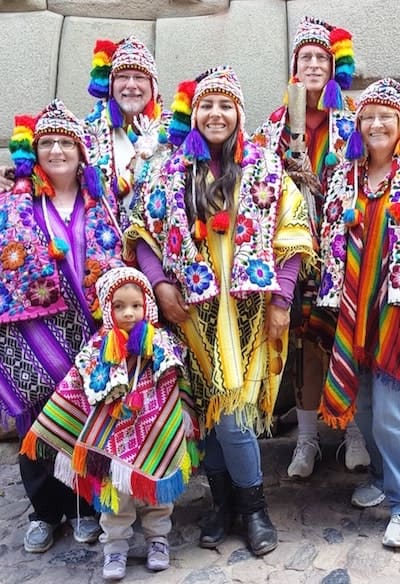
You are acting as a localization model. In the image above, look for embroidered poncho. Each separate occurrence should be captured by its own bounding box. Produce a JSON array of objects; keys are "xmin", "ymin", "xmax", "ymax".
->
[
  {"xmin": 125, "ymin": 140, "xmax": 315, "ymax": 432},
  {"xmin": 0, "ymin": 181, "xmax": 124, "ymax": 433}
]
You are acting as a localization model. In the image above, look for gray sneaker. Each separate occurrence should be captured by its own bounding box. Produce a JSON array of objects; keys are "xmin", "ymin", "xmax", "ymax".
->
[
  {"xmin": 287, "ymin": 436, "xmax": 322, "ymax": 478},
  {"xmin": 103, "ymin": 552, "xmax": 127, "ymax": 580},
  {"xmin": 24, "ymin": 520, "xmax": 57, "ymax": 553},
  {"xmin": 351, "ymin": 482, "xmax": 385, "ymax": 508},
  {"xmin": 146, "ymin": 537, "xmax": 170, "ymax": 571},
  {"xmin": 69, "ymin": 516, "xmax": 102, "ymax": 543}
]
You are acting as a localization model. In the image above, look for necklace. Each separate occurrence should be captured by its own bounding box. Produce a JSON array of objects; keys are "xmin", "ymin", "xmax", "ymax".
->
[{"xmin": 363, "ymin": 160, "xmax": 394, "ymax": 199}]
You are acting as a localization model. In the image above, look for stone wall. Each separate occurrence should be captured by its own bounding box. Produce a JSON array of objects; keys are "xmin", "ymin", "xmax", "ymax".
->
[{"xmin": 1, "ymin": 0, "xmax": 399, "ymax": 165}]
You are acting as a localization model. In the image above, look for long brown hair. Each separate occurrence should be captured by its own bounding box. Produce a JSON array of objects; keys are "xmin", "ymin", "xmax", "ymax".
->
[{"xmin": 185, "ymin": 127, "xmax": 242, "ymax": 226}]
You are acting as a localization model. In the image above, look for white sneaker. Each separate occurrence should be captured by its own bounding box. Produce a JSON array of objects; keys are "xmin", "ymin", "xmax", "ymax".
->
[
  {"xmin": 337, "ymin": 429, "xmax": 370, "ymax": 470},
  {"xmin": 287, "ymin": 436, "xmax": 321, "ymax": 478},
  {"xmin": 103, "ymin": 552, "xmax": 127, "ymax": 580},
  {"xmin": 383, "ymin": 514, "xmax": 400, "ymax": 548}
]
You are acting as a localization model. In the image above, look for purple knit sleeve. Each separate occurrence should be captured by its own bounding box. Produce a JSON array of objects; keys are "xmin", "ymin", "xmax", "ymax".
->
[
  {"xmin": 136, "ymin": 239, "xmax": 171, "ymax": 288},
  {"xmin": 271, "ymin": 253, "xmax": 302, "ymax": 308}
]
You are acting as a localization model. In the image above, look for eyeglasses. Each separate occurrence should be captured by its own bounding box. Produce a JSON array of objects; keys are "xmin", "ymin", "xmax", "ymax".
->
[
  {"xmin": 359, "ymin": 113, "xmax": 399, "ymax": 124},
  {"xmin": 37, "ymin": 138, "xmax": 77, "ymax": 150},
  {"xmin": 298, "ymin": 52, "xmax": 331, "ymax": 64},
  {"xmin": 114, "ymin": 73, "xmax": 149, "ymax": 84}
]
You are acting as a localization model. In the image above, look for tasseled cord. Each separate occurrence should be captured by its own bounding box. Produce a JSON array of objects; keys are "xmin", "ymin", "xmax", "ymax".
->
[
  {"xmin": 343, "ymin": 129, "xmax": 364, "ymax": 227},
  {"xmin": 41, "ymin": 196, "xmax": 70, "ymax": 260},
  {"xmin": 100, "ymin": 326, "xmax": 129, "ymax": 365},
  {"xmin": 318, "ymin": 79, "xmax": 344, "ymax": 167}
]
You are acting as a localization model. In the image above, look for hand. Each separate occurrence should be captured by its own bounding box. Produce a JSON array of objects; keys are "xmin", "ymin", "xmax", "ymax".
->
[
  {"xmin": 286, "ymin": 153, "xmax": 321, "ymax": 196},
  {"xmin": 265, "ymin": 303, "xmax": 290, "ymax": 341},
  {"xmin": 0, "ymin": 166, "xmax": 15, "ymax": 193},
  {"xmin": 154, "ymin": 282, "xmax": 190, "ymax": 324}
]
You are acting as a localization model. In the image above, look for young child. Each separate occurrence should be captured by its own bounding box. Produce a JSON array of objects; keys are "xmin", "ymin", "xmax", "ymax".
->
[{"xmin": 22, "ymin": 267, "xmax": 199, "ymax": 580}]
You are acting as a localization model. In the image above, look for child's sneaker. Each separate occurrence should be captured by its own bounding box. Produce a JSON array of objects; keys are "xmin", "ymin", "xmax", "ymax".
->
[
  {"xmin": 146, "ymin": 537, "xmax": 170, "ymax": 571},
  {"xmin": 103, "ymin": 552, "xmax": 127, "ymax": 580}
]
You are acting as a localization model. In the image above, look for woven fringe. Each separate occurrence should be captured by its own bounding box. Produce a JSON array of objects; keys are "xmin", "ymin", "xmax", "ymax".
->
[
  {"xmin": 54, "ymin": 451, "xmax": 75, "ymax": 488},
  {"xmin": 72, "ymin": 443, "xmax": 88, "ymax": 475},
  {"xmin": 99, "ymin": 478, "xmax": 120, "ymax": 513},
  {"xmin": 131, "ymin": 472, "xmax": 157, "ymax": 505},
  {"xmin": 20, "ymin": 430, "xmax": 38, "ymax": 460},
  {"xmin": 180, "ymin": 450, "xmax": 192, "ymax": 484},
  {"xmin": 155, "ymin": 468, "xmax": 185, "ymax": 504},
  {"xmin": 110, "ymin": 459, "xmax": 133, "ymax": 495},
  {"xmin": 318, "ymin": 402, "xmax": 355, "ymax": 430},
  {"xmin": 187, "ymin": 439, "xmax": 200, "ymax": 470}
]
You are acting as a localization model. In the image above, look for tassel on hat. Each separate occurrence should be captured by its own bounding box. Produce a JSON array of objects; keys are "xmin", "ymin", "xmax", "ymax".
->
[
  {"xmin": 168, "ymin": 80, "xmax": 197, "ymax": 147},
  {"xmin": 88, "ymin": 40, "xmax": 118, "ymax": 98}
]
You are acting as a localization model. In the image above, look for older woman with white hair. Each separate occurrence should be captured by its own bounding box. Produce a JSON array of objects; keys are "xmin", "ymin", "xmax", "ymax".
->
[{"xmin": 318, "ymin": 77, "xmax": 400, "ymax": 547}]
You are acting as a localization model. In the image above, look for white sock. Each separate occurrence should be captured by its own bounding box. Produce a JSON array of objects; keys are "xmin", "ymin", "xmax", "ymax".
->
[
  {"xmin": 345, "ymin": 419, "xmax": 362, "ymax": 437},
  {"xmin": 296, "ymin": 408, "xmax": 318, "ymax": 438}
]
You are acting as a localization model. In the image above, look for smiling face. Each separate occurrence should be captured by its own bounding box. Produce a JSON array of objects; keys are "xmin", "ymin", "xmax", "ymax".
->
[
  {"xmin": 36, "ymin": 133, "xmax": 80, "ymax": 181},
  {"xmin": 112, "ymin": 68, "xmax": 153, "ymax": 119},
  {"xmin": 296, "ymin": 44, "xmax": 332, "ymax": 96},
  {"xmin": 195, "ymin": 93, "xmax": 238, "ymax": 146},
  {"xmin": 112, "ymin": 283, "xmax": 145, "ymax": 333},
  {"xmin": 359, "ymin": 105, "xmax": 400, "ymax": 157}
]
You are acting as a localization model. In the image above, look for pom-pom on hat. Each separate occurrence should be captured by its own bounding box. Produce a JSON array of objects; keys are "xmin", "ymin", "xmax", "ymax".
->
[
  {"xmin": 168, "ymin": 65, "xmax": 245, "ymax": 163},
  {"xmin": 96, "ymin": 266, "xmax": 158, "ymax": 330},
  {"xmin": 88, "ymin": 35, "xmax": 159, "ymax": 102},
  {"xmin": 291, "ymin": 16, "xmax": 355, "ymax": 91}
]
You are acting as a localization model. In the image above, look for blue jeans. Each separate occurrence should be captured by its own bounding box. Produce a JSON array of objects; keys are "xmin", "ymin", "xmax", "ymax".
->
[
  {"xmin": 204, "ymin": 413, "xmax": 262, "ymax": 488},
  {"xmin": 357, "ymin": 371, "xmax": 400, "ymax": 514},
  {"xmin": 355, "ymin": 371, "xmax": 384, "ymax": 490}
]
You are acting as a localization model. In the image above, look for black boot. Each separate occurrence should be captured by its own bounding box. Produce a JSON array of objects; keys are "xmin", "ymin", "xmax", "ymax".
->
[
  {"xmin": 236, "ymin": 484, "xmax": 278, "ymax": 556},
  {"xmin": 199, "ymin": 471, "xmax": 234, "ymax": 548}
]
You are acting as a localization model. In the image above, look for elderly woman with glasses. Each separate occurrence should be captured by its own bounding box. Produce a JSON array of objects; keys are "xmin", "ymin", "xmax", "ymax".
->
[
  {"xmin": 0, "ymin": 99, "xmax": 124, "ymax": 553},
  {"xmin": 318, "ymin": 78, "xmax": 400, "ymax": 548}
]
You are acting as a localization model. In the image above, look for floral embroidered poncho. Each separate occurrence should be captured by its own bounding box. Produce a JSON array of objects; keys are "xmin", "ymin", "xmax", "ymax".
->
[{"xmin": 125, "ymin": 139, "xmax": 315, "ymax": 432}]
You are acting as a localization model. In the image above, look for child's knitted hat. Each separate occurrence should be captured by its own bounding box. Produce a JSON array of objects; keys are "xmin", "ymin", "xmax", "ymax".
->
[{"xmin": 96, "ymin": 266, "xmax": 158, "ymax": 330}]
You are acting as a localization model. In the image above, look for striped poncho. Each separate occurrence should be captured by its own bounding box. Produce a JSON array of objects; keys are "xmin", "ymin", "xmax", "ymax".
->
[{"xmin": 317, "ymin": 157, "xmax": 400, "ymax": 427}]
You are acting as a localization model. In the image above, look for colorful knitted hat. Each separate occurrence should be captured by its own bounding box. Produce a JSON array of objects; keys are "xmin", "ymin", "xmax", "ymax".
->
[
  {"xmin": 8, "ymin": 99, "xmax": 105, "ymax": 259},
  {"xmin": 88, "ymin": 35, "xmax": 159, "ymax": 102},
  {"xmin": 289, "ymin": 16, "xmax": 356, "ymax": 166},
  {"xmin": 168, "ymin": 65, "xmax": 245, "ymax": 163},
  {"xmin": 356, "ymin": 77, "xmax": 400, "ymax": 115},
  {"xmin": 9, "ymin": 99, "xmax": 88, "ymax": 178},
  {"xmin": 291, "ymin": 16, "xmax": 355, "ymax": 91},
  {"xmin": 345, "ymin": 78, "xmax": 400, "ymax": 162},
  {"xmin": 96, "ymin": 266, "xmax": 158, "ymax": 330},
  {"xmin": 343, "ymin": 78, "xmax": 400, "ymax": 227}
]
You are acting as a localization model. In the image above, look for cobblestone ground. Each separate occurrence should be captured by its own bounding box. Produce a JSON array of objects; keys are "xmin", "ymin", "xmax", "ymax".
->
[{"xmin": 1, "ymin": 424, "xmax": 399, "ymax": 584}]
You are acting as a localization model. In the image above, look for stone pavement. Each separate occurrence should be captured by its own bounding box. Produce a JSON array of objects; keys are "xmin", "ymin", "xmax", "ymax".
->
[{"xmin": 1, "ymin": 424, "xmax": 399, "ymax": 584}]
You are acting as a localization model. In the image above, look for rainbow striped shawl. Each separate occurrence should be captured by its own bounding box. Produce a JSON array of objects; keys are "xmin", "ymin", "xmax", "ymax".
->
[{"xmin": 21, "ymin": 328, "xmax": 199, "ymax": 512}]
